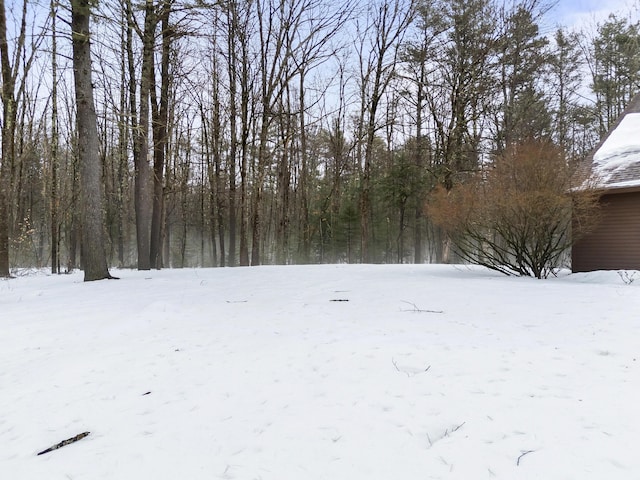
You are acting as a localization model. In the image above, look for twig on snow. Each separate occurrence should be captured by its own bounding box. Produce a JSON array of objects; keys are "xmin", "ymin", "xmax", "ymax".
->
[
  {"xmin": 37, "ymin": 432, "xmax": 90, "ymax": 456},
  {"xmin": 451, "ymin": 422, "xmax": 465, "ymax": 433},
  {"xmin": 426, "ymin": 422, "xmax": 465, "ymax": 449},
  {"xmin": 517, "ymin": 449, "xmax": 535, "ymax": 466},
  {"xmin": 392, "ymin": 358, "xmax": 407, "ymax": 376},
  {"xmin": 618, "ymin": 270, "xmax": 637, "ymax": 285},
  {"xmin": 392, "ymin": 358, "xmax": 431, "ymax": 377},
  {"xmin": 442, "ymin": 422, "xmax": 465, "ymax": 438},
  {"xmin": 400, "ymin": 301, "xmax": 443, "ymax": 314}
]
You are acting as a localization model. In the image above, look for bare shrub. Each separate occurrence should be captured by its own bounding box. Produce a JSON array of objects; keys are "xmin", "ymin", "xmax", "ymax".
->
[{"xmin": 427, "ymin": 140, "xmax": 600, "ymax": 278}]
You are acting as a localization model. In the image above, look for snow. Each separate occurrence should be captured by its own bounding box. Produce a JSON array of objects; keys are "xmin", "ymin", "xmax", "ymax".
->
[
  {"xmin": 592, "ymin": 112, "xmax": 640, "ymax": 189},
  {"xmin": 1, "ymin": 264, "xmax": 640, "ymax": 479}
]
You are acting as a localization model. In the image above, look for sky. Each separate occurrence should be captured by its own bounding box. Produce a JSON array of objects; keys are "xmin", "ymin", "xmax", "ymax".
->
[{"xmin": 553, "ymin": 0, "xmax": 639, "ymax": 29}]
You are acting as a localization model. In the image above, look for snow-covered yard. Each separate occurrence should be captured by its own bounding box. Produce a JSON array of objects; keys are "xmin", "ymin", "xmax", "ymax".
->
[{"xmin": 1, "ymin": 264, "xmax": 639, "ymax": 479}]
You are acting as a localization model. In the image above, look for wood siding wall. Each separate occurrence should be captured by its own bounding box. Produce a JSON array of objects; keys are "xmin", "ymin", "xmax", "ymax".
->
[{"xmin": 572, "ymin": 191, "xmax": 640, "ymax": 272}]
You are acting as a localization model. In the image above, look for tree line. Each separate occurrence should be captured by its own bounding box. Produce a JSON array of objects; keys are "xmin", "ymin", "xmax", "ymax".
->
[{"xmin": 0, "ymin": 0, "xmax": 638, "ymax": 277}]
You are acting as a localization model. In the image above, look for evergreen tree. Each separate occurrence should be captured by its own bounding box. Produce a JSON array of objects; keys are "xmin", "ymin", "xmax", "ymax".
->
[
  {"xmin": 590, "ymin": 14, "xmax": 640, "ymax": 135},
  {"xmin": 495, "ymin": 3, "xmax": 550, "ymax": 151},
  {"xmin": 549, "ymin": 28, "xmax": 584, "ymax": 160}
]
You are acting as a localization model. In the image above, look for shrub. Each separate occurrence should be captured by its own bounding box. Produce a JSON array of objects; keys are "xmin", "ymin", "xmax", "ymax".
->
[{"xmin": 427, "ymin": 140, "xmax": 600, "ymax": 278}]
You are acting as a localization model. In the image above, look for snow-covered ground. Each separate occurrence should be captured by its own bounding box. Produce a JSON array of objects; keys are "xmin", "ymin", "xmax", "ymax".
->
[{"xmin": 1, "ymin": 264, "xmax": 639, "ymax": 479}]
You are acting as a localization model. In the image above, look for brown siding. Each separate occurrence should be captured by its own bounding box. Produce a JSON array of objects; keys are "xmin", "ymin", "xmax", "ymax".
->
[{"xmin": 572, "ymin": 191, "xmax": 640, "ymax": 272}]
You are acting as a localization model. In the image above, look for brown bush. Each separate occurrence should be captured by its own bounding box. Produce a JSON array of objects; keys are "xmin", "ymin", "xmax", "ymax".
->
[{"xmin": 427, "ymin": 140, "xmax": 600, "ymax": 278}]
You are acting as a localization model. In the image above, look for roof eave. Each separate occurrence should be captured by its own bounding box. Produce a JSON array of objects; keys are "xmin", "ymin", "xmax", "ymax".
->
[{"xmin": 596, "ymin": 184, "xmax": 640, "ymax": 195}]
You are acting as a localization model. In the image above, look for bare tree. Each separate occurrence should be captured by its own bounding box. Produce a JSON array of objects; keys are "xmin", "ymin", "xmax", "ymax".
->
[
  {"xmin": 131, "ymin": 0, "xmax": 155, "ymax": 270},
  {"xmin": 221, "ymin": 0, "xmax": 254, "ymax": 266},
  {"xmin": 71, "ymin": 0, "xmax": 113, "ymax": 281},
  {"xmin": 249, "ymin": 0, "xmax": 352, "ymax": 265},
  {"xmin": 0, "ymin": 0, "xmax": 45, "ymax": 275},
  {"xmin": 198, "ymin": 24, "xmax": 227, "ymax": 267},
  {"xmin": 0, "ymin": 0, "xmax": 14, "ymax": 277},
  {"xmin": 149, "ymin": 0, "xmax": 175, "ymax": 269},
  {"xmin": 49, "ymin": 0, "xmax": 60, "ymax": 273},
  {"xmin": 355, "ymin": 0, "xmax": 414, "ymax": 263}
]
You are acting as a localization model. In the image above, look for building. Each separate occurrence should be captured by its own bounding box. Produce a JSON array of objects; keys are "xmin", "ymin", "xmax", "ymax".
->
[{"xmin": 572, "ymin": 95, "xmax": 640, "ymax": 272}]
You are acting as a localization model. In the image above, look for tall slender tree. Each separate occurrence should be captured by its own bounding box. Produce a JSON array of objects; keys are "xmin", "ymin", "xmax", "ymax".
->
[
  {"xmin": 71, "ymin": 0, "xmax": 113, "ymax": 281},
  {"xmin": 0, "ymin": 0, "xmax": 38, "ymax": 276},
  {"xmin": 0, "ymin": 0, "xmax": 13, "ymax": 277},
  {"xmin": 132, "ymin": 0, "xmax": 155, "ymax": 270},
  {"xmin": 149, "ymin": 0, "xmax": 174, "ymax": 269},
  {"xmin": 549, "ymin": 28, "xmax": 583, "ymax": 160},
  {"xmin": 50, "ymin": 0, "xmax": 60, "ymax": 274}
]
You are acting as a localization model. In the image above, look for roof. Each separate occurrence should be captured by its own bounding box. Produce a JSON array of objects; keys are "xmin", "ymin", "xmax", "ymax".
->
[
  {"xmin": 592, "ymin": 112, "xmax": 640, "ymax": 190},
  {"xmin": 582, "ymin": 94, "xmax": 640, "ymax": 193}
]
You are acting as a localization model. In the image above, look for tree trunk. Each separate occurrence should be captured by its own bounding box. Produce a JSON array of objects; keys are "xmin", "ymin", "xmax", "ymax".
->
[
  {"xmin": 0, "ymin": 0, "xmax": 15, "ymax": 276},
  {"xmin": 150, "ymin": 0, "xmax": 172, "ymax": 269},
  {"xmin": 116, "ymin": 3, "xmax": 128, "ymax": 267},
  {"xmin": 298, "ymin": 69, "xmax": 311, "ymax": 264},
  {"xmin": 414, "ymin": 60, "xmax": 425, "ymax": 265},
  {"xmin": 50, "ymin": 0, "xmax": 59, "ymax": 273},
  {"xmin": 133, "ymin": 0, "xmax": 155, "ymax": 271},
  {"xmin": 225, "ymin": 2, "xmax": 239, "ymax": 267},
  {"xmin": 71, "ymin": 0, "xmax": 112, "ymax": 281},
  {"xmin": 209, "ymin": 82, "xmax": 226, "ymax": 267}
]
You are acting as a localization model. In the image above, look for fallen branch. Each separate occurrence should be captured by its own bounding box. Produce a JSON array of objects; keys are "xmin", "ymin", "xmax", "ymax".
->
[
  {"xmin": 517, "ymin": 449, "xmax": 535, "ymax": 466},
  {"xmin": 451, "ymin": 422, "xmax": 466, "ymax": 433},
  {"xmin": 618, "ymin": 271, "xmax": 637, "ymax": 285},
  {"xmin": 400, "ymin": 301, "xmax": 443, "ymax": 314},
  {"xmin": 392, "ymin": 358, "xmax": 431, "ymax": 377},
  {"xmin": 426, "ymin": 422, "xmax": 466, "ymax": 448},
  {"xmin": 37, "ymin": 432, "xmax": 90, "ymax": 456}
]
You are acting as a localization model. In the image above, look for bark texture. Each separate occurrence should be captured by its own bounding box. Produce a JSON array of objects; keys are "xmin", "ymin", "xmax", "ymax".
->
[{"xmin": 71, "ymin": 0, "xmax": 112, "ymax": 281}]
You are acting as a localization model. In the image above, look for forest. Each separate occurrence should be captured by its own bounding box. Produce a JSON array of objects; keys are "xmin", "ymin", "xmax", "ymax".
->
[{"xmin": 0, "ymin": 0, "xmax": 638, "ymax": 274}]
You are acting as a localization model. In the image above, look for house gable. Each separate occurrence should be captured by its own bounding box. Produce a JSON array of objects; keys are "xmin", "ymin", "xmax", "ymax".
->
[{"xmin": 591, "ymin": 112, "xmax": 640, "ymax": 192}]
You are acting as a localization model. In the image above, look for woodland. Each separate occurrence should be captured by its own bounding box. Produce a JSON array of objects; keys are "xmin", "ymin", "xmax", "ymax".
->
[{"xmin": 0, "ymin": 0, "xmax": 638, "ymax": 276}]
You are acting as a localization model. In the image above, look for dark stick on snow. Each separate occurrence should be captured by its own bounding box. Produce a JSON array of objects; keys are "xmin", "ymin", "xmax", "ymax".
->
[
  {"xmin": 517, "ymin": 450, "xmax": 535, "ymax": 466},
  {"xmin": 451, "ymin": 422, "xmax": 465, "ymax": 433},
  {"xmin": 37, "ymin": 432, "xmax": 90, "ymax": 456},
  {"xmin": 400, "ymin": 301, "xmax": 443, "ymax": 314}
]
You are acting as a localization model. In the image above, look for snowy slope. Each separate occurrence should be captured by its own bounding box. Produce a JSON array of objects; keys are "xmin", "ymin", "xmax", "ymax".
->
[{"xmin": 1, "ymin": 265, "xmax": 639, "ymax": 479}]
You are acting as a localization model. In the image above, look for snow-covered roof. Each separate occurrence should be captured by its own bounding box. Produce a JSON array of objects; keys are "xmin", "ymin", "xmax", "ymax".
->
[{"xmin": 591, "ymin": 112, "xmax": 640, "ymax": 190}]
